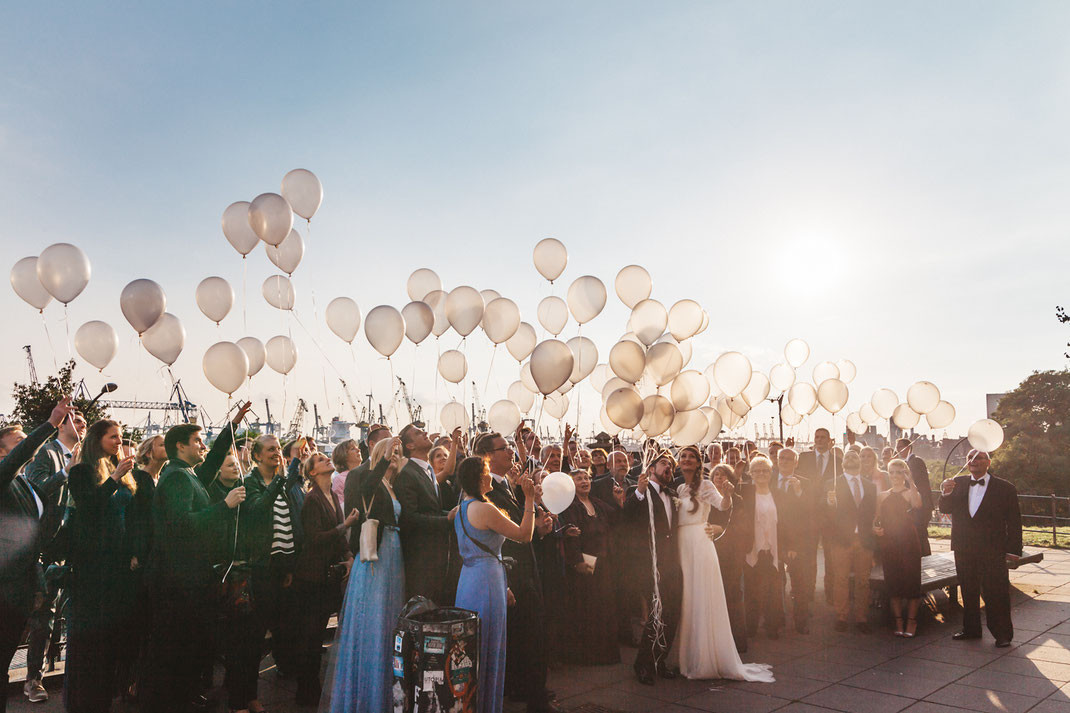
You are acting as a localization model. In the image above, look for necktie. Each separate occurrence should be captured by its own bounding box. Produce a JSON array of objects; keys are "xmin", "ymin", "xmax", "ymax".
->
[
  {"xmin": 851, "ymin": 477, "xmax": 861, "ymax": 505},
  {"xmin": 817, "ymin": 453, "xmax": 825, "ymax": 475},
  {"xmin": 427, "ymin": 465, "xmax": 438, "ymax": 496}
]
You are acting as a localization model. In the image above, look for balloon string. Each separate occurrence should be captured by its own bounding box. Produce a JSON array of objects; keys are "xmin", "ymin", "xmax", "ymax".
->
[
  {"xmin": 242, "ymin": 255, "xmax": 248, "ymax": 334},
  {"xmin": 434, "ymin": 338, "xmax": 441, "ymax": 432},
  {"xmin": 64, "ymin": 304, "xmax": 71, "ymax": 359},
  {"xmin": 41, "ymin": 312, "xmax": 58, "ymax": 371},
  {"xmin": 484, "ymin": 345, "xmax": 496, "ymax": 394}
]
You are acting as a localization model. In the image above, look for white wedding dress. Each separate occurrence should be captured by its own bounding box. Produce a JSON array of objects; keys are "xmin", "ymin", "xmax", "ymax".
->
[{"xmin": 670, "ymin": 480, "xmax": 775, "ymax": 682}]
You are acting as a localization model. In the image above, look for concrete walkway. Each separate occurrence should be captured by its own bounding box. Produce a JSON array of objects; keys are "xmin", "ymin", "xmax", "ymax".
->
[{"xmin": 11, "ymin": 541, "xmax": 1070, "ymax": 713}]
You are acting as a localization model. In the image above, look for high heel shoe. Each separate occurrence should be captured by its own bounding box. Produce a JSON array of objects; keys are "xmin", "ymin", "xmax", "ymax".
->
[
  {"xmin": 894, "ymin": 617, "xmax": 905, "ymax": 637},
  {"xmin": 903, "ymin": 618, "xmax": 917, "ymax": 638}
]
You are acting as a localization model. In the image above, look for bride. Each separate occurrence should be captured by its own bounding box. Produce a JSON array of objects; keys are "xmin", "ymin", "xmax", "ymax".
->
[{"xmin": 670, "ymin": 445, "xmax": 774, "ymax": 682}]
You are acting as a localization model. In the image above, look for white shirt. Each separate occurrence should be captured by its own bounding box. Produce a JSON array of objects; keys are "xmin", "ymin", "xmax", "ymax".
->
[
  {"xmin": 815, "ymin": 450, "xmax": 829, "ymax": 476},
  {"xmin": 410, "ymin": 458, "xmax": 437, "ymax": 495},
  {"xmin": 968, "ymin": 473, "xmax": 990, "ymax": 517},
  {"xmin": 746, "ymin": 491, "xmax": 779, "ymax": 567},
  {"xmin": 635, "ymin": 481, "xmax": 674, "ymax": 524},
  {"xmin": 844, "ymin": 473, "xmax": 864, "ymax": 533}
]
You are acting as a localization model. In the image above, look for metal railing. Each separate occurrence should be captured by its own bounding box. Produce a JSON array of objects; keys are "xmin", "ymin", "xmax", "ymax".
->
[{"xmin": 929, "ymin": 491, "xmax": 1070, "ymax": 547}]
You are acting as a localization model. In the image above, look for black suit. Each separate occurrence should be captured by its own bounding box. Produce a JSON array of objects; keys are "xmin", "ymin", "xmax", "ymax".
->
[
  {"xmin": 906, "ymin": 454, "xmax": 934, "ymax": 556},
  {"xmin": 486, "ymin": 476, "xmax": 552, "ymax": 710},
  {"xmin": 395, "ymin": 459, "xmax": 454, "ymax": 605},
  {"xmin": 777, "ymin": 472, "xmax": 820, "ymax": 628},
  {"xmin": 939, "ymin": 474, "xmax": 1022, "ymax": 641},
  {"xmin": 624, "ymin": 482, "xmax": 681, "ymax": 678},
  {"xmin": 823, "ymin": 474, "xmax": 877, "ymax": 623},
  {"xmin": 708, "ymin": 489, "xmax": 747, "ymax": 651},
  {"xmin": 797, "ymin": 449, "xmax": 842, "ymax": 602}
]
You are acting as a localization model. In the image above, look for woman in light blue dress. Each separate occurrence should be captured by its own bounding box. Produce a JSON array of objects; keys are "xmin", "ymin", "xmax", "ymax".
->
[
  {"xmin": 326, "ymin": 438, "xmax": 406, "ymax": 713},
  {"xmin": 452, "ymin": 457, "xmax": 537, "ymax": 713}
]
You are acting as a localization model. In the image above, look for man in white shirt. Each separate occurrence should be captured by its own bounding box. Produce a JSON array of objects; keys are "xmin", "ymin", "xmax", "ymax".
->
[{"xmin": 825, "ymin": 451, "xmax": 877, "ymax": 632}]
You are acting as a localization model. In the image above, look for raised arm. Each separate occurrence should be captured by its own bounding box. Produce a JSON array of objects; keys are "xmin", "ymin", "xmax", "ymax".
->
[{"xmin": 0, "ymin": 416, "xmax": 62, "ymax": 488}]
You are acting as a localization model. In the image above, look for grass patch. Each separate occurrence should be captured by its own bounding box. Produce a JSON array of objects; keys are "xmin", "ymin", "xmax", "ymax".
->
[{"xmin": 928, "ymin": 525, "xmax": 1070, "ymax": 549}]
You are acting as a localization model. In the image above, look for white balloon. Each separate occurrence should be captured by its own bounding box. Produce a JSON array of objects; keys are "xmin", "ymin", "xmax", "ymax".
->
[
  {"xmin": 630, "ymin": 299, "xmax": 667, "ymax": 346},
  {"xmin": 440, "ymin": 401, "xmax": 469, "ymax": 432},
  {"xmin": 248, "ymin": 192, "xmax": 293, "ymax": 246},
  {"xmin": 407, "ymin": 269, "xmax": 442, "ymax": 302},
  {"xmin": 120, "ymin": 279, "xmax": 166, "ymax": 335},
  {"xmin": 817, "ymin": 378, "xmax": 849, "ymax": 414},
  {"xmin": 967, "ymin": 419, "xmax": 1004, "ymax": 452},
  {"xmin": 529, "ymin": 340, "xmax": 574, "ymax": 395},
  {"xmin": 543, "ymin": 393, "xmax": 570, "ymax": 420},
  {"xmin": 780, "ymin": 402, "xmax": 802, "ymax": 426},
  {"xmin": 537, "ymin": 296, "xmax": 569, "ymax": 336},
  {"xmin": 280, "ymin": 168, "xmax": 323, "ymax": 220},
  {"xmin": 507, "ymin": 322, "xmax": 537, "ymax": 361},
  {"xmin": 892, "ymin": 403, "xmax": 920, "ymax": 430},
  {"xmin": 262, "ymin": 275, "xmax": 296, "ymax": 310},
  {"xmin": 37, "ymin": 243, "xmax": 91, "ymax": 304},
  {"xmin": 508, "ymin": 381, "xmax": 535, "ymax": 413},
  {"xmin": 704, "ymin": 407, "xmax": 723, "ymax": 441},
  {"xmin": 906, "ymin": 381, "xmax": 941, "ymax": 415},
  {"xmin": 812, "ymin": 361, "xmax": 840, "ymax": 385},
  {"xmin": 741, "ymin": 372, "xmax": 771, "ymax": 407},
  {"xmin": 645, "ymin": 341, "xmax": 683, "ymax": 387},
  {"xmin": 602, "ymin": 377, "xmax": 631, "ymax": 402},
  {"xmin": 265, "ymin": 229, "xmax": 304, "ymax": 275},
  {"xmin": 364, "ymin": 305, "xmax": 406, "ymax": 357},
  {"xmin": 600, "ymin": 406, "xmax": 623, "ymax": 436},
  {"xmin": 926, "ymin": 401, "xmax": 956, "ymax": 430},
  {"xmin": 871, "ymin": 389, "xmax": 899, "ymax": 419},
  {"xmin": 787, "ymin": 382, "xmax": 818, "ymax": 415},
  {"xmin": 74, "ymin": 320, "xmax": 118, "ymax": 371},
  {"xmin": 221, "ymin": 201, "xmax": 260, "ymax": 256},
  {"xmin": 589, "ymin": 363, "xmax": 610, "ymax": 393},
  {"xmin": 768, "ymin": 363, "xmax": 796, "ymax": 393},
  {"xmin": 655, "ymin": 332, "xmax": 692, "ymax": 368},
  {"xmin": 567, "ymin": 336, "xmax": 598, "ymax": 384},
  {"xmin": 784, "ymin": 338, "xmax": 810, "ymax": 368},
  {"xmin": 614, "ymin": 265, "xmax": 652, "ymax": 309},
  {"xmin": 703, "ymin": 364, "xmax": 724, "ymax": 400},
  {"xmin": 533, "ymin": 238, "xmax": 568, "ymax": 282},
  {"xmin": 424, "ymin": 290, "xmax": 450, "ymax": 337},
  {"xmin": 727, "ymin": 395, "xmax": 751, "ymax": 417},
  {"xmin": 670, "ymin": 370, "xmax": 710, "ymax": 411},
  {"xmin": 859, "ymin": 402, "xmax": 879, "ymax": 424},
  {"xmin": 325, "ymin": 297, "xmax": 361, "ymax": 343},
  {"xmin": 620, "ymin": 331, "xmax": 644, "ymax": 346},
  {"xmin": 836, "ymin": 359, "xmax": 857, "ymax": 384},
  {"xmin": 713, "ymin": 351, "xmax": 752, "ymax": 397},
  {"xmin": 606, "ymin": 387, "xmax": 644, "ymax": 429},
  {"xmin": 640, "ymin": 395, "xmax": 675, "ymax": 437},
  {"xmin": 237, "ymin": 336, "xmax": 266, "ymax": 377},
  {"xmin": 265, "ymin": 335, "xmax": 298, "ymax": 375},
  {"xmin": 566, "ymin": 275, "xmax": 606, "ymax": 324},
  {"xmin": 521, "ymin": 361, "xmax": 539, "ymax": 393},
  {"xmin": 438, "ymin": 350, "xmax": 468, "ymax": 384},
  {"xmin": 609, "ymin": 340, "xmax": 646, "ymax": 384},
  {"xmin": 196, "ymin": 276, "xmax": 234, "ymax": 324},
  {"xmin": 141, "ymin": 312, "xmax": 185, "ymax": 366},
  {"xmin": 9, "ymin": 257, "xmax": 52, "ymax": 311},
  {"xmin": 480, "ymin": 289, "xmax": 501, "ymax": 306},
  {"xmin": 202, "ymin": 341, "xmax": 249, "ymax": 395},
  {"xmin": 488, "ymin": 400, "xmax": 523, "ymax": 434},
  {"xmin": 402, "ymin": 301, "xmax": 434, "ymax": 344},
  {"xmin": 541, "ymin": 471, "xmax": 576, "ymax": 514},
  {"xmin": 671, "ymin": 409, "xmax": 709, "ymax": 447},
  {"xmin": 446, "ymin": 286, "xmax": 485, "ymax": 337},
  {"xmin": 846, "ymin": 412, "xmax": 868, "ymax": 435},
  {"xmin": 668, "ymin": 299, "xmax": 704, "ymax": 341},
  {"xmin": 483, "ymin": 297, "xmax": 521, "ymax": 344}
]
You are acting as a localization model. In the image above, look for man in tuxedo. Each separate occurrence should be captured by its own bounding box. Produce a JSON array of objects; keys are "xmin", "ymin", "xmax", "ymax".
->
[
  {"xmin": 822, "ymin": 450, "xmax": 877, "ymax": 632},
  {"xmin": 797, "ymin": 428, "xmax": 843, "ymax": 603},
  {"xmin": 396, "ymin": 423, "xmax": 454, "ymax": 605},
  {"xmin": 626, "ymin": 452, "xmax": 682, "ymax": 685},
  {"xmin": 475, "ymin": 433, "xmax": 561, "ymax": 713},
  {"xmin": 939, "ymin": 450, "xmax": 1022, "ymax": 647},
  {"xmin": 343, "ymin": 425, "xmax": 392, "ymax": 553},
  {"xmin": 895, "ymin": 438, "xmax": 934, "ymax": 556},
  {"xmin": 0, "ymin": 399, "xmax": 75, "ymax": 713},
  {"xmin": 22, "ymin": 409, "xmax": 85, "ymax": 702},
  {"xmin": 776, "ymin": 447, "xmax": 818, "ymax": 633}
]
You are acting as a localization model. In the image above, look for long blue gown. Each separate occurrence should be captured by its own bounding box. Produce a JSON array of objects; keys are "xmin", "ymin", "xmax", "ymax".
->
[
  {"xmin": 454, "ymin": 499, "xmax": 507, "ymax": 713},
  {"xmin": 328, "ymin": 497, "xmax": 405, "ymax": 713}
]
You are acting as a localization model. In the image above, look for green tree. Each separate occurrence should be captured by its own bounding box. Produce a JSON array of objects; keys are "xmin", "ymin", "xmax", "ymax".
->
[
  {"xmin": 9, "ymin": 360, "xmax": 110, "ymax": 430},
  {"xmin": 991, "ymin": 370, "xmax": 1070, "ymax": 496}
]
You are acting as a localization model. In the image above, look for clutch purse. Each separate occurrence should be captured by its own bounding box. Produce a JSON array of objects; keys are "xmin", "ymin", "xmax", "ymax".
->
[{"xmin": 359, "ymin": 516, "xmax": 380, "ymax": 563}]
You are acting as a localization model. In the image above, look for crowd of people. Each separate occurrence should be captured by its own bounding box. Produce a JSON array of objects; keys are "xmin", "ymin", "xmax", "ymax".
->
[{"xmin": 0, "ymin": 399, "xmax": 1024, "ymax": 713}]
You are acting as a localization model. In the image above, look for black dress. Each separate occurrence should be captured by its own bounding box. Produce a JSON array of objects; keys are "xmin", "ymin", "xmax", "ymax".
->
[
  {"xmin": 877, "ymin": 491, "xmax": 922, "ymax": 599},
  {"xmin": 560, "ymin": 497, "xmax": 619, "ymax": 664}
]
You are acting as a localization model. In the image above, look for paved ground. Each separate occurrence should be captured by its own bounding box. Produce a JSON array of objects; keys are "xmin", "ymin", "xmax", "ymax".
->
[{"xmin": 11, "ymin": 541, "xmax": 1070, "ymax": 713}]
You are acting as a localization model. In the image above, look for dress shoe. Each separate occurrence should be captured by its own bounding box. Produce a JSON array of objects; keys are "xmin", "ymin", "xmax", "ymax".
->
[
  {"xmin": 659, "ymin": 666, "xmax": 680, "ymax": 679},
  {"xmin": 634, "ymin": 666, "xmax": 655, "ymax": 686},
  {"xmin": 952, "ymin": 631, "xmax": 981, "ymax": 641},
  {"xmin": 995, "ymin": 639, "xmax": 1012, "ymax": 648},
  {"xmin": 855, "ymin": 622, "xmax": 872, "ymax": 634},
  {"xmin": 834, "ymin": 620, "xmax": 849, "ymax": 632}
]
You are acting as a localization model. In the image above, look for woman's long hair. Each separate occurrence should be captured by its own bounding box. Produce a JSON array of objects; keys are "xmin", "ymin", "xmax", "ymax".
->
[
  {"xmin": 82, "ymin": 419, "xmax": 137, "ymax": 493},
  {"xmin": 457, "ymin": 456, "xmax": 488, "ymax": 502},
  {"xmin": 678, "ymin": 444, "xmax": 703, "ymax": 513}
]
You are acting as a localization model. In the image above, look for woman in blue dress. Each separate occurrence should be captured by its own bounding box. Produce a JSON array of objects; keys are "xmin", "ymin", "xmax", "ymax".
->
[
  {"xmin": 452, "ymin": 456, "xmax": 537, "ymax": 713},
  {"xmin": 325, "ymin": 437, "xmax": 406, "ymax": 713}
]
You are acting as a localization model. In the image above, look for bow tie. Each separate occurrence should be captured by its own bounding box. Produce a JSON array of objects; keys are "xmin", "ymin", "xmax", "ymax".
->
[{"xmin": 970, "ymin": 479, "xmax": 986, "ymax": 487}]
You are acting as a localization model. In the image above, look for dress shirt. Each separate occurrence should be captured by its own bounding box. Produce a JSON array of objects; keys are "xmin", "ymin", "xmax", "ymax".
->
[
  {"xmin": 968, "ymin": 473, "xmax": 990, "ymax": 517},
  {"xmin": 746, "ymin": 490, "xmax": 779, "ymax": 567},
  {"xmin": 844, "ymin": 473, "xmax": 863, "ymax": 533},
  {"xmin": 635, "ymin": 481, "xmax": 674, "ymax": 523},
  {"xmin": 816, "ymin": 450, "xmax": 829, "ymax": 477},
  {"xmin": 410, "ymin": 457, "xmax": 437, "ymax": 496},
  {"xmin": 30, "ymin": 481, "xmax": 44, "ymax": 518},
  {"xmin": 490, "ymin": 471, "xmax": 517, "ymax": 499},
  {"xmin": 778, "ymin": 472, "xmax": 797, "ymax": 492}
]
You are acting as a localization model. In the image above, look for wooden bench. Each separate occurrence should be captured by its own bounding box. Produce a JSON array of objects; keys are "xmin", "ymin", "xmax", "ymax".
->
[{"xmin": 870, "ymin": 549, "xmax": 1045, "ymax": 594}]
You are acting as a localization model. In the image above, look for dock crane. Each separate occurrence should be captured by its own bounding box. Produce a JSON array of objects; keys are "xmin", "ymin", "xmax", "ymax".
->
[
  {"xmin": 286, "ymin": 399, "xmax": 308, "ymax": 439},
  {"xmin": 23, "ymin": 346, "xmax": 38, "ymax": 384},
  {"xmin": 396, "ymin": 377, "xmax": 423, "ymax": 427},
  {"xmin": 470, "ymin": 381, "xmax": 488, "ymax": 435}
]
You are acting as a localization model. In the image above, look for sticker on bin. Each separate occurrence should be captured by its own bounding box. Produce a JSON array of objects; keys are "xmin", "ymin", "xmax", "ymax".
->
[
  {"xmin": 392, "ymin": 655, "xmax": 404, "ymax": 678},
  {"xmin": 424, "ymin": 635, "xmax": 447, "ymax": 654},
  {"xmin": 394, "ymin": 634, "xmax": 403, "ymax": 653},
  {"xmin": 451, "ymin": 622, "xmax": 465, "ymax": 636},
  {"xmin": 447, "ymin": 639, "xmax": 475, "ymax": 698}
]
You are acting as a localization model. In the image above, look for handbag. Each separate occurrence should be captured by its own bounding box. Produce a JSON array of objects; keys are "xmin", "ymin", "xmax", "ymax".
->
[
  {"xmin": 216, "ymin": 500, "xmax": 254, "ymax": 617},
  {"xmin": 359, "ymin": 492, "xmax": 380, "ymax": 563}
]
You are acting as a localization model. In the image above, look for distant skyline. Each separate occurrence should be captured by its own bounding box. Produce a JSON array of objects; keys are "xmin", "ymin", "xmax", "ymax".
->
[{"xmin": 2, "ymin": 2, "xmax": 1068, "ymax": 440}]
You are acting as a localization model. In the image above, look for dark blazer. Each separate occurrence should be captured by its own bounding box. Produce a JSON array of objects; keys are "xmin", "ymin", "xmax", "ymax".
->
[
  {"xmin": 0, "ymin": 422, "xmax": 56, "ymax": 613},
  {"xmin": 796, "ymin": 449, "xmax": 843, "ymax": 482},
  {"xmin": 127, "ymin": 468, "xmax": 157, "ymax": 564},
  {"xmin": 938, "ymin": 474, "xmax": 1022, "ymax": 557},
  {"xmin": 395, "ymin": 459, "xmax": 452, "ymax": 603},
  {"xmin": 736, "ymin": 483, "xmax": 796, "ymax": 557},
  {"xmin": 590, "ymin": 474, "xmax": 625, "ymax": 511},
  {"xmin": 294, "ymin": 486, "xmax": 351, "ymax": 583},
  {"xmin": 27, "ymin": 439, "xmax": 72, "ymax": 549},
  {"xmin": 822, "ymin": 475, "xmax": 878, "ymax": 551},
  {"xmin": 623, "ymin": 481, "xmax": 680, "ymax": 599},
  {"xmin": 343, "ymin": 457, "xmax": 394, "ymax": 554},
  {"xmin": 776, "ymin": 473, "xmax": 821, "ymax": 550},
  {"xmin": 906, "ymin": 454, "xmax": 934, "ymax": 556},
  {"xmin": 486, "ymin": 475, "xmax": 540, "ymax": 592}
]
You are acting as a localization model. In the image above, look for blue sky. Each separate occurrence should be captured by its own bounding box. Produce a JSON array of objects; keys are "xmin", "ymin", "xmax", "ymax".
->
[{"xmin": 2, "ymin": 2, "xmax": 1068, "ymax": 439}]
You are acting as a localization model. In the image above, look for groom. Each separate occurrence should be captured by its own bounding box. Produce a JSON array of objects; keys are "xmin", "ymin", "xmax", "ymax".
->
[{"xmin": 625, "ymin": 451, "xmax": 682, "ymax": 685}]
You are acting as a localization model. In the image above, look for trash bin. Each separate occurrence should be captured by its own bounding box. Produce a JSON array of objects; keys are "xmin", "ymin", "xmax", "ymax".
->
[{"xmin": 392, "ymin": 596, "xmax": 480, "ymax": 713}]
